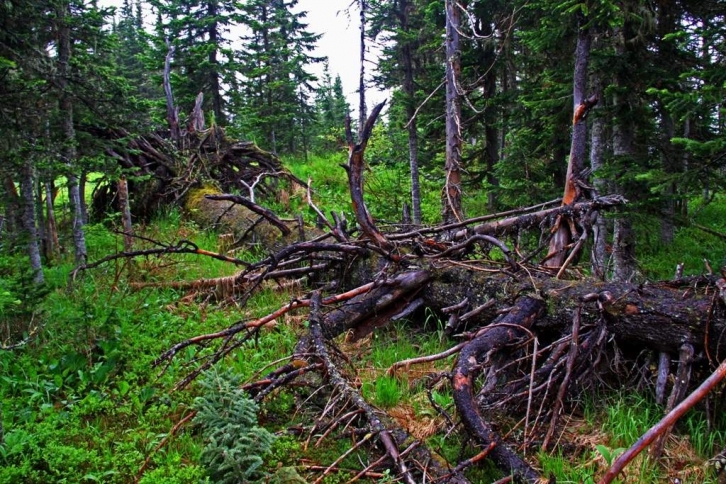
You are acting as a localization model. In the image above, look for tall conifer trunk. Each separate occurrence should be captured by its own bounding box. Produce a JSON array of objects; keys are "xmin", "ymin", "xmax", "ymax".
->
[
  {"xmin": 589, "ymin": 88, "xmax": 608, "ymax": 279},
  {"xmin": 443, "ymin": 0, "xmax": 464, "ymax": 223},
  {"xmin": 611, "ymin": 25, "xmax": 637, "ymax": 282},
  {"xmin": 20, "ymin": 160, "xmax": 44, "ymax": 284},
  {"xmin": 207, "ymin": 0, "xmax": 224, "ymax": 124},
  {"xmin": 57, "ymin": 0, "xmax": 87, "ymax": 266},
  {"xmin": 545, "ymin": 15, "xmax": 592, "ymax": 269},
  {"xmin": 398, "ymin": 0, "xmax": 421, "ymax": 224},
  {"xmin": 358, "ymin": 0, "xmax": 367, "ymax": 135},
  {"xmin": 44, "ymin": 179, "xmax": 59, "ymax": 261}
]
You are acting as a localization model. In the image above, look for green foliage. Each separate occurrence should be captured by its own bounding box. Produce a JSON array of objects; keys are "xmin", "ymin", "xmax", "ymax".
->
[
  {"xmin": 538, "ymin": 450, "xmax": 599, "ymax": 484},
  {"xmin": 603, "ymin": 394, "xmax": 659, "ymax": 447},
  {"xmin": 684, "ymin": 411, "xmax": 726, "ymax": 458},
  {"xmin": 192, "ymin": 370, "xmax": 276, "ymax": 483},
  {"xmin": 0, "ymin": 256, "xmax": 49, "ymax": 323},
  {"xmin": 638, "ymin": 197, "xmax": 726, "ymax": 279},
  {"xmin": 232, "ymin": 0, "xmax": 322, "ymax": 154},
  {"xmin": 372, "ymin": 376, "xmax": 404, "ymax": 408}
]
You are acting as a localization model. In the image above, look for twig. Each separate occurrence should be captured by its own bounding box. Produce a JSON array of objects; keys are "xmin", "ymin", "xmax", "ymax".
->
[
  {"xmin": 387, "ymin": 341, "xmax": 468, "ymax": 376},
  {"xmin": 543, "ymin": 305, "xmax": 581, "ymax": 449},
  {"xmin": 313, "ymin": 433, "xmax": 373, "ymax": 484},
  {"xmin": 435, "ymin": 442, "xmax": 497, "ymax": 482},
  {"xmin": 308, "ymin": 291, "xmax": 416, "ymax": 484},
  {"xmin": 524, "ymin": 337, "xmax": 538, "ymax": 447},
  {"xmin": 135, "ymin": 410, "xmax": 197, "ymax": 483}
]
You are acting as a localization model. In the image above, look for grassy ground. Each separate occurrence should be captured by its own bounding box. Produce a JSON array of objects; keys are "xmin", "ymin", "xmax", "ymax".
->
[{"xmin": 2, "ymin": 156, "xmax": 726, "ymax": 483}]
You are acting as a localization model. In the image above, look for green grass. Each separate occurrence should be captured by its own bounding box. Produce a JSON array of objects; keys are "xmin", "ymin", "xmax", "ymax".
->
[
  {"xmin": 0, "ymin": 211, "xmax": 294, "ymax": 484},
  {"xmin": 638, "ymin": 196, "xmax": 726, "ymax": 279}
]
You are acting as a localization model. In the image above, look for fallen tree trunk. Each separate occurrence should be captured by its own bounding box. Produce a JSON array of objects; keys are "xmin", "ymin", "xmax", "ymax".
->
[
  {"xmin": 103, "ymin": 104, "xmax": 725, "ymax": 483},
  {"xmin": 139, "ymin": 244, "xmax": 725, "ymax": 481}
]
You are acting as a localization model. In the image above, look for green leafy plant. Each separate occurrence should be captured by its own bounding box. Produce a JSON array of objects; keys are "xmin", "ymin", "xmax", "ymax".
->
[{"xmin": 193, "ymin": 370, "xmax": 276, "ymax": 483}]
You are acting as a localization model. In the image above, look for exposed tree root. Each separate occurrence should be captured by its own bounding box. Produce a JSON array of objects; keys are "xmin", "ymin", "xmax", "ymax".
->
[{"xmin": 452, "ymin": 296, "xmax": 545, "ymax": 482}]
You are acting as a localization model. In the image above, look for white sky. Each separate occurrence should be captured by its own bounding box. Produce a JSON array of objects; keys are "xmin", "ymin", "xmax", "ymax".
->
[
  {"xmin": 104, "ymin": 0, "xmax": 386, "ymax": 118},
  {"xmin": 294, "ymin": 0, "xmax": 388, "ymax": 117}
]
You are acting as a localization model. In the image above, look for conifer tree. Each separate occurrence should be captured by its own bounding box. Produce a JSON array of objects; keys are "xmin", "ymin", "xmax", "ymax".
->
[
  {"xmin": 151, "ymin": 0, "xmax": 242, "ymax": 124},
  {"xmin": 314, "ymin": 63, "xmax": 350, "ymax": 153},
  {"xmin": 237, "ymin": 0, "xmax": 322, "ymax": 154}
]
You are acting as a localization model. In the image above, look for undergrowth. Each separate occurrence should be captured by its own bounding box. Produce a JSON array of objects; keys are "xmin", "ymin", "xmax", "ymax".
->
[{"xmin": 2, "ymin": 158, "xmax": 726, "ymax": 483}]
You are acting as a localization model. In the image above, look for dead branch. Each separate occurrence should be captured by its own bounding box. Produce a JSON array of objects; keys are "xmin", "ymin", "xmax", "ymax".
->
[
  {"xmin": 344, "ymin": 102, "xmax": 392, "ymax": 251},
  {"xmin": 598, "ymin": 356, "xmax": 726, "ymax": 484},
  {"xmin": 308, "ymin": 291, "xmax": 417, "ymax": 484},
  {"xmin": 71, "ymin": 238, "xmax": 250, "ymax": 280},
  {"xmin": 204, "ymin": 193, "xmax": 291, "ymax": 236},
  {"xmin": 135, "ymin": 410, "xmax": 197, "ymax": 483}
]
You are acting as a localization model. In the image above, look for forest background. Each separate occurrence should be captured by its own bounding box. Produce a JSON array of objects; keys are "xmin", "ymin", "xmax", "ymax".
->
[{"xmin": 1, "ymin": 0, "xmax": 726, "ymax": 482}]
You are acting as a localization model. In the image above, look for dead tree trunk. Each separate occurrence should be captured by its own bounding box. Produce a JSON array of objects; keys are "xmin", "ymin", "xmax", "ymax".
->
[
  {"xmin": 545, "ymin": 13, "xmax": 595, "ymax": 271},
  {"xmin": 443, "ymin": 0, "xmax": 465, "ymax": 223},
  {"xmin": 164, "ymin": 39, "xmax": 181, "ymax": 144}
]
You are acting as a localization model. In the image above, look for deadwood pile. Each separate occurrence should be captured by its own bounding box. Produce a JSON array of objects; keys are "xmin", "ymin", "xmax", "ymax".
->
[{"xmin": 85, "ymin": 104, "xmax": 726, "ymax": 484}]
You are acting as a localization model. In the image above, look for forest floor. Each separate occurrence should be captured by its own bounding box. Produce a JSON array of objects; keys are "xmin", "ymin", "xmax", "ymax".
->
[{"xmin": 2, "ymin": 155, "xmax": 726, "ymax": 483}]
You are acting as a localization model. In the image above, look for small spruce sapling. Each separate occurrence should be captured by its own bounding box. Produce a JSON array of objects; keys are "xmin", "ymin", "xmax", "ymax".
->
[{"xmin": 193, "ymin": 370, "xmax": 276, "ymax": 483}]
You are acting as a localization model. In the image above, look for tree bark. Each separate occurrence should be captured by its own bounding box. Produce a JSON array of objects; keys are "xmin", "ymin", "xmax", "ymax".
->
[
  {"xmin": 206, "ymin": 0, "xmax": 224, "ymax": 125},
  {"xmin": 611, "ymin": 25, "xmax": 637, "ymax": 282},
  {"xmin": 57, "ymin": 0, "xmax": 87, "ymax": 267},
  {"xmin": 43, "ymin": 180, "xmax": 59, "ymax": 261},
  {"xmin": 443, "ymin": 0, "xmax": 464, "ymax": 223},
  {"xmin": 358, "ymin": 0, "xmax": 368, "ymax": 136},
  {"xmin": 20, "ymin": 160, "xmax": 44, "ymax": 284},
  {"xmin": 589, "ymin": 69, "xmax": 607, "ymax": 279},
  {"xmin": 398, "ymin": 0, "xmax": 422, "ymax": 225},
  {"xmin": 118, "ymin": 175, "xmax": 134, "ymax": 252},
  {"xmin": 164, "ymin": 39, "xmax": 181, "ymax": 143},
  {"xmin": 545, "ymin": 15, "xmax": 593, "ymax": 269}
]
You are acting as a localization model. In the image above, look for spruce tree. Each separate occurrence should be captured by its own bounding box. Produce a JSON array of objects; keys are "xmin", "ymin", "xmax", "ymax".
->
[{"xmin": 236, "ymin": 0, "xmax": 322, "ymax": 154}]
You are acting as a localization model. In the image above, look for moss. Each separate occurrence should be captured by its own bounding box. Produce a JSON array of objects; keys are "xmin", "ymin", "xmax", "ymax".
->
[{"xmin": 183, "ymin": 185, "xmax": 221, "ymax": 214}]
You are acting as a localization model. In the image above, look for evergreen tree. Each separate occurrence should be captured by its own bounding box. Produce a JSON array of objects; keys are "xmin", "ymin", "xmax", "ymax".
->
[
  {"xmin": 236, "ymin": 0, "xmax": 322, "ymax": 154},
  {"xmin": 150, "ymin": 0, "xmax": 242, "ymax": 124},
  {"xmin": 313, "ymin": 62, "xmax": 350, "ymax": 153}
]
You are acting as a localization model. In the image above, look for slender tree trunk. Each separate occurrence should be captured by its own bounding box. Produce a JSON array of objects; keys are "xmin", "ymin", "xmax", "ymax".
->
[
  {"xmin": 44, "ymin": 179, "xmax": 60, "ymax": 261},
  {"xmin": 545, "ymin": 15, "xmax": 592, "ymax": 269},
  {"xmin": 589, "ymin": 102, "xmax": 608, "ymax": 279},
  {"xmin": 58, "ymin": 0, "xmax": 87, "ymax": 266},
  {"xmin": 118, "ymin": 175, "xmax": 134, "ymax": 252},
  {"xmin": 34, "ymin": 178, "xmax": 47, "ymax": 262},
  {"xmin": 79, "ymin": 170, "xmax": 89, "ymax": 224},
  {"xmin": 207, "ymin": 0, "xmax": 224, "ymax": 124},
  {"xmin": 443, "ymin": 0, "xmax": 464, "ymax": 223},
  {"xmin": 611, "ymin": 27, "xmax": 636, "ymax": 282},
  {"xmin": 163, "ymin": 40, "xmax": 181, "ymax": 143},
  {"xmin": 657, "ymin": 2, "xmax": 678, "ymax": 245},
  {"xmin": 20, "ymin": 160, "xmax": 44, "ymax": 284},
  {"xmin": 358, "ymin": 0, "xmax": 367, "ymax": 135},
  {"xmin": 484, "ymin": 74, "xmax": 499, "ymax": 212},
  {"xmin": 398, "ymin": 0, "xmax": 421, "ymax": 224},
  {"xmin": 2, "ymin": 176, "xmax": 22, "ymax": 236}
]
